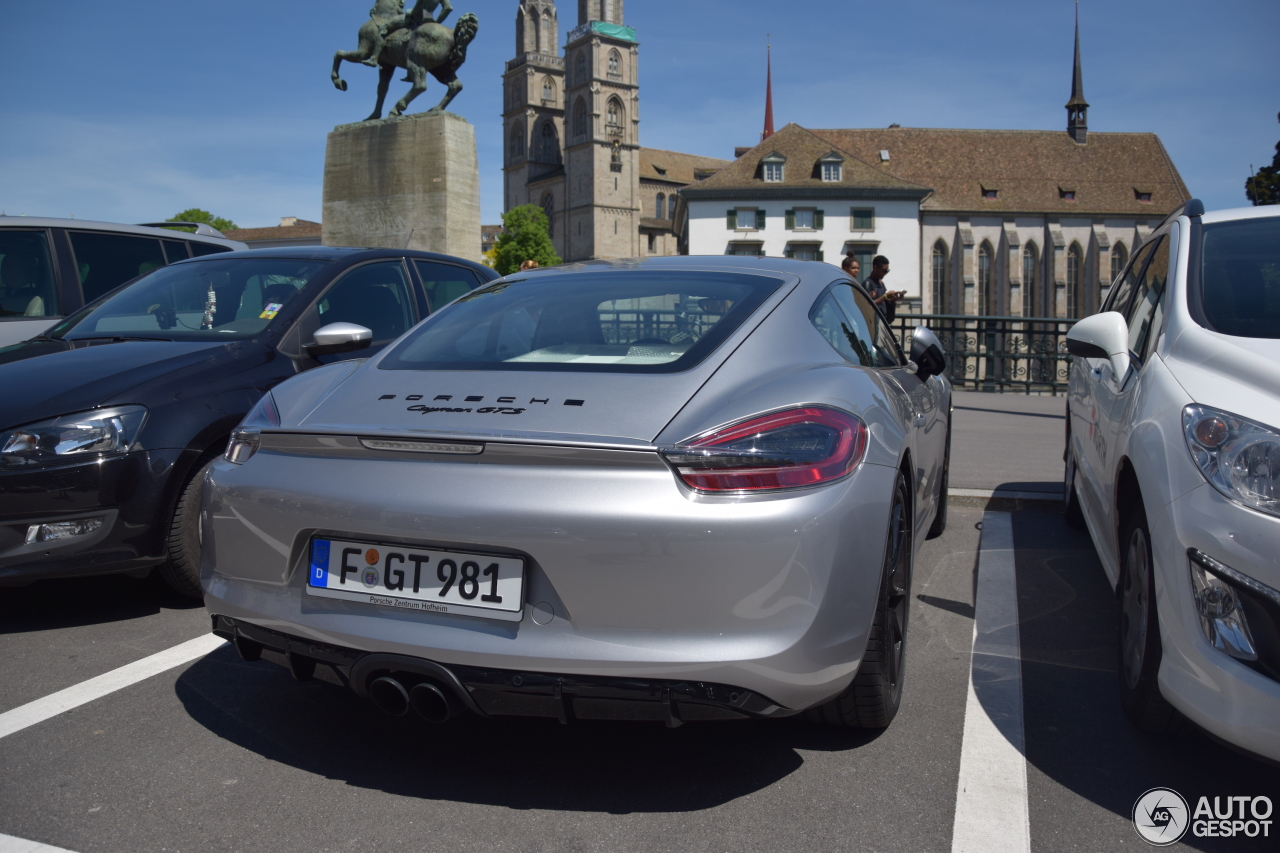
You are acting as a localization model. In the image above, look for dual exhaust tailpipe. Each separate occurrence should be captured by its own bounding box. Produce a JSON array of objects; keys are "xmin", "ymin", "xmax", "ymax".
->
[{"xmin": 368, "ymin": 675, "xmax": 462, "ymax": 723}]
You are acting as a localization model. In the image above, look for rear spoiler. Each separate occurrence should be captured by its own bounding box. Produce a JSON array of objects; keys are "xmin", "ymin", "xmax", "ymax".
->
[{"xmin": 137, "ymin": 222, "xmax": 228, "ymax": 239}]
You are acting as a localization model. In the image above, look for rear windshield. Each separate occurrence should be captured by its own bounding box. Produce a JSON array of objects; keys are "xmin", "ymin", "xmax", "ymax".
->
[
  {"xmin": 379, "ymin": 270, "xmax": 784, "ymax": 373},
  {"xmin": 1199, "ymin": 218, "xmax": 1280, "ymax": 339},
  {"xmin": 57, "ymin": 258, "xmax": 326, "ymax": 342}
]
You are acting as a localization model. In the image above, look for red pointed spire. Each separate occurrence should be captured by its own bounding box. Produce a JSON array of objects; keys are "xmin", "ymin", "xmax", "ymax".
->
[{"xmin": 762, "ymin": 41, "xmax": 775, "ymax": 141}]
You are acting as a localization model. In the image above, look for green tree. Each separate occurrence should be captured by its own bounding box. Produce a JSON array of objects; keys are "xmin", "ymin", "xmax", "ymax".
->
[
  {"xmin": 165, "ymin": 208, "xmax": 239, "ymax": 233},
  {"xmin": 1245, "ymin": 112, "xmax": 1280, "ymax": 206},
  {"xmin": 492, "ymin": 205, "xmax": 560, "ymax": 275}
]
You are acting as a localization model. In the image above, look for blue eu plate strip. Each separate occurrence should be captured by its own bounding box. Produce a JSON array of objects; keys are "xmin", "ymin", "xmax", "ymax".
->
[{"xmin": 310, "ymin": 539, "xmax": 331, "ymax": 588}]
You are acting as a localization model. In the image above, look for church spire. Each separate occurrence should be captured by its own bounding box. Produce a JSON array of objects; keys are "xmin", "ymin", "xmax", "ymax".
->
[
  {"xmin": 762, "ymin": 40, "xmax": 775, "ymax": 141},
  {"xmin": 1066, "ymin": 1, "xmax": 1089, "ymax": 143}
]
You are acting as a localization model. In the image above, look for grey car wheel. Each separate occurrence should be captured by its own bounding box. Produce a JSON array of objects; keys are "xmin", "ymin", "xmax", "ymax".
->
[
  {"xmin": 158, "ymin": 457, "xmax": 215, "ymax": 600},
  {"xmin": 1117, "ymin": 499, "xmax": 1185, "ymax": 733},
  {"xmin": 808, "ymin": 471, "xmax": 912, "ymax": 728}
]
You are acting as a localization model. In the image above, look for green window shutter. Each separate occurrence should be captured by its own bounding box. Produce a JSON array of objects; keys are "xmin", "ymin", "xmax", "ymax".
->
[
  {"xmin": 817, "ymin": 250, "xmax": 825, "ymax": 263},
  {"xmin": 756, "ymin": 209, "xmax": 766, "ymax": 229},
  {"xmin": 783, "ymin": 247, "xmax": 795, "ymax": 259},
  {"xmin": 815, "ymin": 210, "xmax": 825, "ymax": 230},
  {"xmin": 785, "ymin": 209, "xmax": 795, "ymax": 230},
  {"xmin": 727, "ymin": 210, "xmax": 737, "ymax": 229}
]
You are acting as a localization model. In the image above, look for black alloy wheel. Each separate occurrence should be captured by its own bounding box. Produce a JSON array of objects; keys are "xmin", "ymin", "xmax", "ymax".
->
[
  {"xmin": 808, "ymin": 471, "xmax": 913, "ymax": 728},
  {"xmin": 1117, "ymin": 497, "xmax": 1186, "ymax": 733}
]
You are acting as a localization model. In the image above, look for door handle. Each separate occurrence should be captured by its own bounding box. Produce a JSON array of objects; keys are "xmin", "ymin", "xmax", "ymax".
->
[
  {"xmin": 914, "ymin": 413, "xmax": 926, "ymax": 427},
  {"xmin": 1091, "ymin": 367, "xmax": 1103, "ymax": 380}
]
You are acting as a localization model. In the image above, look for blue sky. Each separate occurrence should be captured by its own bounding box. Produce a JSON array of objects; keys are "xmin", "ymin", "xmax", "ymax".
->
[{"xmin": 1, "ymin": 1, "xmax": 1276, "ymax": 229}]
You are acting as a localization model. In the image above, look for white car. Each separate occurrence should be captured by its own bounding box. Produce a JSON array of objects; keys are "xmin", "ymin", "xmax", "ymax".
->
[{"xmin": 1065, "ymin": 200, "xmax": 1280, "ymax": 763}]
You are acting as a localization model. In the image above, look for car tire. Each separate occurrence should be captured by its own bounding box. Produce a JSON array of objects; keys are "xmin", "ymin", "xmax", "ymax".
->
[
  {"xmin": 1117, "ymin": 498, "xmax": 1187, "ymax": 734},
  {"xmin": 808, "ymin": 471, "xmax": 912, "ymax": 728},
  {"xmin": 927, "ymin": 415, "xmax": 951, "ymax": 539},
  {"xmin": 1063, "ymin": 451, "xmax": 1085, "ymax": 530},
  {"xmin": 158, "ymin": 456, "xmax": 216, "ymax": 600}
]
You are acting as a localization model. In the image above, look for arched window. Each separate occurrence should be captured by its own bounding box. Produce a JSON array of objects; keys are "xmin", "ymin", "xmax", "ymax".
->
[
  {"xmin": 606, "ymin": 98, "xmax": 622, "ymax": 130},
  {"xmin": 538, "ymin": 121, "xmax": 560, "ymax": 164},
  {"xmin": 542, "ymin": 76, "xmax": 555, "ymax": 103},
  {"xmin": 572, "ymin": 96, "xmax": 588, "ymax": 140},
  {"xmin": 1022, "ymin": 243, "xmax": 1039, "ymax": 317},
  {"xmin": 669, "ymin": 194, "xmax": 677, "ymax": 219},
  {"xmin": 656, "ymin": 193, "xmax": 666, "ymax": 219},
  {"xmin": 576, "ymin": 54, "xmax": 587, "ymax": 85},
  {"xmin": 931, "ymin": 240, "xmax": 948, "ymax": 314},
  {"xmin": 1110, "ymin": 242, "xmax": 1128, "ymax": 286},
  {"xmin": 542, "ymin": 193, "xmax": 555, "ymax": 238},
  {"xmin": 977, "ymin": 242, "xmax": 994, "ymax": 315},
  {"xmin": 608, "ymin": 50, "xmax": 622, "ymax": 78},
  {"xmin": 509, "ymin": 122, "xmax": 525, "ymax": 163},
  {"xmin": 531, "ymin": 15, "xmax": 541, "ymax": 54},
  {"xmin": 1066, "ymin": 242, "xmax": 1083, "ymax": 318}
]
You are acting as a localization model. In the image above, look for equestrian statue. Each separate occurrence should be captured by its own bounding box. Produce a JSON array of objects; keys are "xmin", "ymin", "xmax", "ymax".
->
[{"xmin": 331, "ymin": 0, "xmax": 479, "ymax": 121}]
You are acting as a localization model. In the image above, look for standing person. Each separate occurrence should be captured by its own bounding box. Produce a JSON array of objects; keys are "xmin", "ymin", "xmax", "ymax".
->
[
  {"xmin": 519, "ymin": 259, "xmax": 540, "ymax": 271},
  {"xmin": 840, "ymin": 253, "xmax": 861, "ymax": 284},
  {"xmin": 863, "ymin": 255, "xmax": 906, "ymax": 323}
]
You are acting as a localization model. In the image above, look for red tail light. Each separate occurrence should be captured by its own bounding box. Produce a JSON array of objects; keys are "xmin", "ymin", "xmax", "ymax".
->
[{"xmin": 662, "ymin": 407, "xmax": 868, "ymax": 492}]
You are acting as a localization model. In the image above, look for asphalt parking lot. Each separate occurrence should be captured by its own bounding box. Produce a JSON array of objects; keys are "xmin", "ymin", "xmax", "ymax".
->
[{"xmin": 2, "ymin": 392, "xmax": 1277, "ymax": 853}]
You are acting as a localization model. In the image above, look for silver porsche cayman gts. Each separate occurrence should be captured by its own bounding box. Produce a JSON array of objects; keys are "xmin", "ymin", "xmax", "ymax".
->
[{"xmin": 202, "ymin": 256, "xmax": 951, "ymax": 728}]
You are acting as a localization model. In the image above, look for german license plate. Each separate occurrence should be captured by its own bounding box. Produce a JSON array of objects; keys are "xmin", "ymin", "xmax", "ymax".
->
[{"xmin": 305, "ymin": 538, "xmax": 525, "ymax": 622}]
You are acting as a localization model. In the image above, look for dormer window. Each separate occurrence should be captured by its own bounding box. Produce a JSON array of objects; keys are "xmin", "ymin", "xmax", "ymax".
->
[
  {"xmin": 982, "ymin": 188, "xmax": 999, "ymax": 200},
  {"xmin": 761, "ymin": 152, "xmax": 786, "ymax": 183},
  {"xmin": 1135, "ymin": 189, "xmax": 1153, "ymax": 203},
  {"xmin": 819, "ymin": 152, "xmax": 844, "ymax": 182},
  {"xmin": 1059, "ymin": 188, "xmax": 1076, "ymax": 201}
]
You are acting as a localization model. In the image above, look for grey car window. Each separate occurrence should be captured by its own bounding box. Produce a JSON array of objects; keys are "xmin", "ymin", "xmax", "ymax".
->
[
  {"xmin": 381, "ymin": 271, "xmax": 782, "ymax": 374},
  {"xmin": 57, "ymin": 258, "xmax": 323, "ymax": 341},
  {"xmin": 1200, "ymin": 217, "xmax": 1280, "ymax": 339},
  {"xmin": 811, "ymin": 291, "xmax": 872, "ymax": 365},
  {"xmin": 317, "ymin": 261, "xmax": 415, "ymax": 344},
  {"xmin": 1126, "ymin": 236, "xmax": 1170, "ymax": 361},
  {"xmin": 0, "ymin": 230, "xmax": 59, "ymax": 319},
  {"xmin": 162, "ymin": 240, "xmax": 189, "ymax": 263},
  {"xmin": 69, "ymin": 231, "xmax": 168, "ymax": 303},
  {"xmin": 817, "ymin": 283, "xmax": 900, "ymax": 368},
  {"xmin": 1104, "ymin": 239, "xmax": 1157, "ymax": 317},
  {"xmin": 414, "ymin": 260, "xmax": 480, "ymax": 313}
]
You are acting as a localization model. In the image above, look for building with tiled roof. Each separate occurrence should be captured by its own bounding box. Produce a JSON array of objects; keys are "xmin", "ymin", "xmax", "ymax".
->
[
  {"xmin": 682, "ymin": 14, "xmax": 1190, "ymax": 318},
  {"xmin": 501, "ymin": 1, "xmax": 728, "ymax": 261},
  {"xmin": 222, "ymin": 217, "xmax": 323, "ymax": 249}
]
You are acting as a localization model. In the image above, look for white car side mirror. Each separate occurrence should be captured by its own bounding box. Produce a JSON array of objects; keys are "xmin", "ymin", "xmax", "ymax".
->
[
  {"xmin": 1066, "ymin": 311, "xmax": 1130, "ymax": 380},
  {"xmin": 304, "ymin": 322, "xmax": 373, "ymax": 357}
]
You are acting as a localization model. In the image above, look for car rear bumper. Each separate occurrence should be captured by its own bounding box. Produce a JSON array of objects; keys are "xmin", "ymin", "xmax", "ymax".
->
[
  {"xmin": 200, "ymin": 440, "xmax": 900, "ymax": 712},
  {"xmin": 1152, "ymin": 482, "xmax": 1280, "ymax": 763},
  {"xmin": 0, "ymin": 449, "xmax": 181, "ymax": 583}
]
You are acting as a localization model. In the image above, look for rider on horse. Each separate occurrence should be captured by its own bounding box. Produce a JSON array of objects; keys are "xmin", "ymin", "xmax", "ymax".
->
[{"xmin": 363, "ymin": 0, "xmax": 454, "ymax": 67}]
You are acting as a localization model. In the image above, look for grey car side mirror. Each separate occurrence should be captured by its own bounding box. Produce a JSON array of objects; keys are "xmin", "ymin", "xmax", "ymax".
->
[
  {"xmin": 1066, "ymin": 312, "xmax": 1130, "ymax": 380},
  {"xmin": 910, "ymin": 325, "xmax": 947, "ymax": 380},
  {"xmin": 304, "ymin": 322, "xmax": 373, "ymax": 358}
]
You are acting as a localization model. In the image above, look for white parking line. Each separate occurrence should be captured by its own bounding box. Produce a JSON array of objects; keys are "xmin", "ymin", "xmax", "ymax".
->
[
  {"xmin": 0, "ymin": 634, "xmax": 226, "ymax": 741},
  {"xmin": 0, "ymin": 833, "xmax": 80, "ymax": 853},
  {"xmin": 950, "ymin": 511, "xmax": 1031, "ymax": 853}
]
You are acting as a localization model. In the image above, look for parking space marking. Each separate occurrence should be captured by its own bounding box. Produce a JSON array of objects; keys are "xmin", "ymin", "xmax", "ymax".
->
[
  {"xmin": 950, "ymin": 511, "xmax": 1031, "ymax": 853},
  {"xmin": 0, "ymin": 634, "xmax": 226, "ymax": 741},
  {"xmin": 0, "ymin": 833, "xmax": 80, "ymax": 853}
]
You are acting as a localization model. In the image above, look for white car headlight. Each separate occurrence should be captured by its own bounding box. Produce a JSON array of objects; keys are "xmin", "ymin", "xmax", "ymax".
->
[
  {"xmin": 1183, "ymin": 404, "xmax": 1280, "ymax": 517},
  {"xmin": 0, "ymin": 406, "xmax": 147, "ymax": 470},
  {"xmin": 224, "ymin": 392, "xmax": 281, "ymax": 465}
]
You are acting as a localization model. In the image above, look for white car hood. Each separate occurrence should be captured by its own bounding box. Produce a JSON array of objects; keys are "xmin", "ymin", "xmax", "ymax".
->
[{"xmin": 1164, "ymin": 324, "xmax": 1280, "ymax": 428}]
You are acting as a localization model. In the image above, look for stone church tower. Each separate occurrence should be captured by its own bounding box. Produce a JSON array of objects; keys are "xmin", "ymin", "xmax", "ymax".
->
[{"xmin": 503, "ymin": 0, "xmax": 641, "ymax": 260}]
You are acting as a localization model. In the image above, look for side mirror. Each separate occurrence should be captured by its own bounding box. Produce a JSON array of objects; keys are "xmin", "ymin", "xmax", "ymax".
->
[
  {"xmin": 1066, "ymin": 312, "xmax": 1130, "ymax": 380},
  {"xmin": 303, "ymin": 322, "xmax": 373, "ymax": 357},
  {"xmin": 910, "ymin": 325, "xmax": 947, "ymax": 380}
]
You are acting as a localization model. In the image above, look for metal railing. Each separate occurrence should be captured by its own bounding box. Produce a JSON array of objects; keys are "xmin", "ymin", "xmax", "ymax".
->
[{"xmin": 889, "ymin": 314, "xmax": 1078, "ymax": 395}]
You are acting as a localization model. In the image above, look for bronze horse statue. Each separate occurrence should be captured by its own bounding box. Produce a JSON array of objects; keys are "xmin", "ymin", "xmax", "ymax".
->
[{"xmin": 332, "ymin": 0, "xmax": 479, "ymax": 121}]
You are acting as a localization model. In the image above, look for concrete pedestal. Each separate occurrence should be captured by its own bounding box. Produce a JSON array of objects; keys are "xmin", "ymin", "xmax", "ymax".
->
[{"xmin": 322, "ymin": 111, "xmax": 481, "ymax": 261}]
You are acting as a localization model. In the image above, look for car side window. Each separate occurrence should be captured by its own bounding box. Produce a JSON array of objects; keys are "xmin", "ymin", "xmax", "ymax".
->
[
  {"xmin": 316, "ymin": 260, "xmax": 415, "ymax": 344},
  {"xmin": 69, "ymin": 232, "xmax": 168, "ymax": 303},
  {"xmin": 0, "ymin": 230, "xmax": 59, "ymax": 319},
  {"xmin": 1126, "ymin": 236, "xmax": 1170, "ymax": 363},
  {"xmin": 832, "ymin": 284, "xmax": 901, "ymax": 367},
  {"xmin": 189, "ymin": 242, "xmax": 233, "ymax": 257},
  {"xmin": 414, "ymin": 260, "xmax": 479, "ymax": 313},
  {"xmin": 1103, "ymin": 239, "xmax": 1157, "ymax": 317},
  {"xmin": 811, "ymin": 291, "xmax": 873, "ymax": 365},
  {"xmin": 162, "ymin": 240, "xmax": 189, "ymax": 263}
]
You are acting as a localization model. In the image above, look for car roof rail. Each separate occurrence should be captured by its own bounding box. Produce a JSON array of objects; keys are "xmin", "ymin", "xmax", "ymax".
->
[
  {"xmin": 136, "ymin": 221, "xmax": 228, "ymax": 239},
  {"xmin": 1156, "ymin": 198, "xmax": 1206, "ymax": 233}
]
